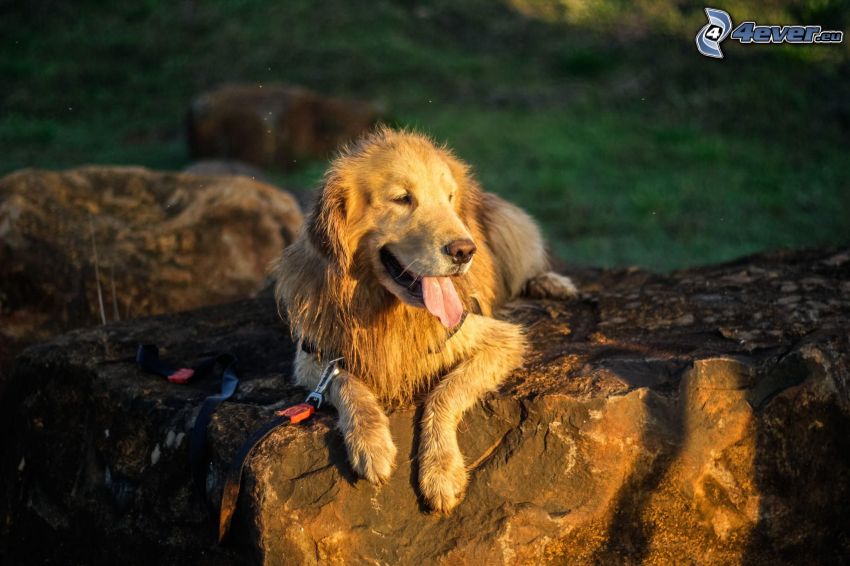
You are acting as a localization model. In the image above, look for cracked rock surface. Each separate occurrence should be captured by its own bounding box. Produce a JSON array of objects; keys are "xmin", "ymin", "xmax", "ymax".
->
[{"xmin": 2, "ymin": 247, "xmax": 849, "ymax": 564}]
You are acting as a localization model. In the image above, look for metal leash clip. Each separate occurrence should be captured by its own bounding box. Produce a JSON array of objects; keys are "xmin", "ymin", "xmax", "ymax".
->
[{"xmin": 305, "ymin": 357, "xmax": 343, "ymax": 409}]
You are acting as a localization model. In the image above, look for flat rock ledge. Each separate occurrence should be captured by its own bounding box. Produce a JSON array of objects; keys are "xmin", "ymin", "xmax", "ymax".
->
[{"xmin": 2, "ymin": 247, "xmax": 850, "ymax": 565}]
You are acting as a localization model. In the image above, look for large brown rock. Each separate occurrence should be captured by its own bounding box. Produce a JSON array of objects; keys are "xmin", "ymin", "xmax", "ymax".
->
[
  {"xmin": 0, "ymin": 166, "xmax": 303, "ymax": 381},
  {"xmin": 2, "ymin": 247, "xmax": 849, "ymax": 564},
  {"xmin": 188, "ymin": 84, "xmax": 380, "ymax": 170}
]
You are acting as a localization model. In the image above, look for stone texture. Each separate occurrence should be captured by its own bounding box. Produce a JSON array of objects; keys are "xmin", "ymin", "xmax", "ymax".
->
[
  {"xmin": 0, "ymin": 166, "xmax": 303, "ymax": 389},
  {"xmin": 187, "ymin": 83, "xmax": 380, "ymax": 170},
  {"xmin": 2, "ymin": 247, "xmax": 849, "ymax": 565}
]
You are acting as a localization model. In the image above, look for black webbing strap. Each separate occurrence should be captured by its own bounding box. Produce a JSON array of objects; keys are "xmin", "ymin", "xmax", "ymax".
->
[
  {"xmin": 136, "ymin": 344, "xmax": 239, "ymax": 501},
  {"xmin": 218, "ymin": 413, "xmax": 291, "ymax": 542},
  {"xmin": 136, "ymin": 344, "xmax": 335, "ymax": 545},
  {"xmin": 188, "ymin": 354, "xmax": 239, "ymax": 499}
]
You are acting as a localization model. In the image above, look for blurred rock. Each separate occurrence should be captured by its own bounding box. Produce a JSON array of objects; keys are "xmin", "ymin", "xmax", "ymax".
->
[
  {"xmin": 2, "ymin": 247, "xmax": 849, "ymax": 564},
  {"xmin": 182, "ymin": 159, "xmax": 271, "ymax": 183},
  {"xmin": 188, "ymin": 83, "xmax": 380, "ymax": 169},
  {"xmin": 182, "ymin": 160, "xmax": 317, "ymax": 211},
  {"xmin": 0, "ymin": 166, "xmax": 303, "ymax": 380}
]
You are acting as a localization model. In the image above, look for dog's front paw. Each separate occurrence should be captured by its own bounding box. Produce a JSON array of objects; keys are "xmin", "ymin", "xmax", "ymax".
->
[
  {"xmin": 344, "ymin": 420, "xmax": 397, "ymax": 485},
  {"xmin": 419, "ymin": 449, "xmax": 468, "ymax": 513},
  {"xmin": 523, "ymin": 271, "xmax": 579, "ymax": 300}
]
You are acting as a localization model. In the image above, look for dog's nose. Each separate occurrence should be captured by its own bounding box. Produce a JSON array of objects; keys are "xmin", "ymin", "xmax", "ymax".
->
[{"xmin": 443, "ymin": 239, "xmax": 477, "ymax": 264}]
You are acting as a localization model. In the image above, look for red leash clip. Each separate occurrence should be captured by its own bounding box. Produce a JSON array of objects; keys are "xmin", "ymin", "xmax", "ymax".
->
[
  {"xmin": 275, "ymin": 403, "xmax": 315, "ymax": 424},
  {"xmin": 272, "ymin": 358, "xmax": 342, "ymax": 423},
  {"xmin": 167, "ymin": 368, "xmax": 195, "ymax": 384}
]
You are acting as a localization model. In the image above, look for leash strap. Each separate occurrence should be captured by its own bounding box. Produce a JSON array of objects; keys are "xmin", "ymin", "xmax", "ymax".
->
[
  {"xmin": 188, "ymin": 354, "xmax": 239, "ymax": 499},
  {"xmin": 137, "ymin": 344, "xmax": 342, "ymax": 544},
  {"xmin": 217, "ymin": 412, "xmax": 293, "ymax": 542},
  {"xmin": 136, "ymin": 344, "xmax": 239, "ymax": 500},
  {"xmin": 217, "ymin": 358, "xmax": 343, "ymax": 542}
]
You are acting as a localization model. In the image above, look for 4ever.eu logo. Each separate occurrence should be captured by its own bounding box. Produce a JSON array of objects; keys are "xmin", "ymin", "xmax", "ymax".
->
[{"xmin": 696, "ymin": 7, "xmax": 844, "ymax": 59}]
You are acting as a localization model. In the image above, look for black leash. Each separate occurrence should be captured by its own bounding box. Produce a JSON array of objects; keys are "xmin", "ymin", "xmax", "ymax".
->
[
  {"xmin": 136, "ymin": 345, "xmax": 239, "ymax": 500},
  {"xmin": 217, "ymin": 413, "xmax": 288, "ymax": 541},
  {"xmin": 135, "ymin": 344, "xmax": 342, "ymax": 543},
  {"xmin": 216, "ymin": 357, "xmax": 341, "ymax": 542}
]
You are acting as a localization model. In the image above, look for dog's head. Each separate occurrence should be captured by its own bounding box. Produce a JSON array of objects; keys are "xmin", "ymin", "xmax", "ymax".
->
[{"xmin": 308, "ymin": 127, "xmax": 480, "ymax": 328}]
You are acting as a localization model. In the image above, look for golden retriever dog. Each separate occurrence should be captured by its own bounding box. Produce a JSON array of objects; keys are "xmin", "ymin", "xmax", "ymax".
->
[{"xmin": 273, "ymin": 127, "xmax": 577, "ymax": 512}]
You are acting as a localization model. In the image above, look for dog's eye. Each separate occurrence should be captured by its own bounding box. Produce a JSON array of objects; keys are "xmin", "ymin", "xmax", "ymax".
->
[
  {"xmin": 448, "ymin": 193, "xmax": 455, "ymax": 202},
  {"xmin": 391, "ymin": 193, "xmax": 413, "ymax": 206}
]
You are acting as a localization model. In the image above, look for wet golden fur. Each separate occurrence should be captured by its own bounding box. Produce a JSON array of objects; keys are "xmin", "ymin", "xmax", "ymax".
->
[{"xmin": 272, "ymin": 127, "xmax": 577, "ymax": 511}]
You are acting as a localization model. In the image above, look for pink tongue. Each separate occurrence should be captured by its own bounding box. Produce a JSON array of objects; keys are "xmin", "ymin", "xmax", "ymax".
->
[{"xmin": 421, "ymin": 276, "xmax": 464, "ymax": 329}]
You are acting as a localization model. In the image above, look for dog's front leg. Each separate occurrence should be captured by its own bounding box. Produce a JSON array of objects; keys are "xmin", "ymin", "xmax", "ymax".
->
[
  {"xmin": 330, "ymin": 369, "xmax": 397, "ymax": 484},
  {"xmin": 418, "ymin": 318, "xmax": 526, "ymax": 513},
  {"xmin": 294, "ymin": 351, "xmax": 397, "ymax": 484}
]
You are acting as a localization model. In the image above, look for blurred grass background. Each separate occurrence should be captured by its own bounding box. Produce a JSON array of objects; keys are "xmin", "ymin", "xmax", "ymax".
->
[{"xmin": 1, "ymin": 0, "xmax": 848, "ymax": 271}]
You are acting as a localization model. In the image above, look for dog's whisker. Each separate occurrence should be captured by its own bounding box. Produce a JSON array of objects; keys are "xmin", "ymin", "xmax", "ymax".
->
[
  {"xmin": 399, "ymin": 257, "xmax": 423, "ymax": 280},
  {"xmin": 399, "ymin": 258, "xmax": 427, "ymax": 290}
]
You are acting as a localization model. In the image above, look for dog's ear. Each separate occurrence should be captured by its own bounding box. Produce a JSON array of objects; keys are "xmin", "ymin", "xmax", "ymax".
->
[
  {"xmin": 446, "ymin": 154, "xmax": 482, "ymax": 222},
  {"xmin": 307, "ymin": 173, "xmax": 350, "ymax": 270}
]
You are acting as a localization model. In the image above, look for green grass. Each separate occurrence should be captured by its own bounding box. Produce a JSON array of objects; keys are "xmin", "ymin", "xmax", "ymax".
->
[{"xmin": 2, "ymin": 0, "xmax": 849, "ymax": 271}]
